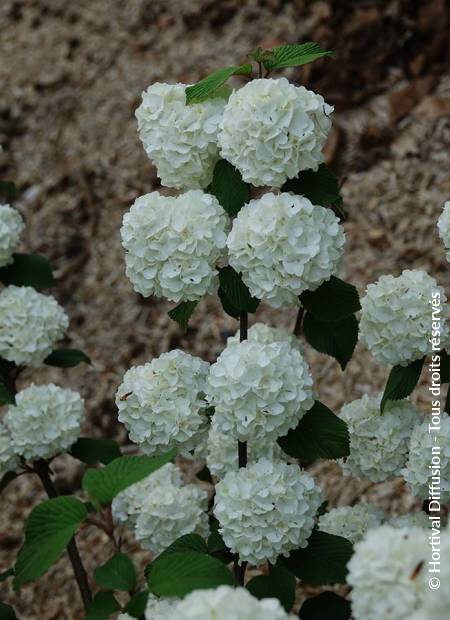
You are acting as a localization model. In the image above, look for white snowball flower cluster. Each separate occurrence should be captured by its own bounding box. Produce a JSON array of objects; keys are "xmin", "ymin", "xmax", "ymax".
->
[
  {"xmin": 121, "ymin": 191, "xmax": 228, "ymax": 302},
  {"xmin": 117, "ymin": 615, "xmax": 134, "ymax": 620},
  {"xmin": 415, "ymin": 530, "xmax": 450, "ymax": 617},
  {"xmin": 359, "ymin": 270, "xmax": 450, "ymax": 366},
  {"xmin": 227, "ymin": 192, "xmax": 345, "ymax": 308},
  {"xmin": 0, "ymin": 423, "xmax": 19, "ymax": 476},
  {"xmin": 437, "ymin": 200, "xmax": 450, "ymax": 262},
  {"xmin": 136, "ymin": 82, "xmax": 225, "ymax": 189},
  {"xmin": 339, "ymin": 395, "xmax": 421, "ymax": 483},
  {"xmin": 402, "ymin": 417, "xmax": 450, "ymax": 501},
  {"xmin": 0, "ymin": 204, "xmax": 24, "ymax": 267},
  {"xmin": 169, "ymin": 586, "xmax": 290, "ymax": 620},
  {"xmin": 347, "ymin": 525, "xmax": 428, "ymax": 620},
  {"xmin": 4, "ymin": 384, "xmax": 84, "ymax": 461},
  {"xmin": 218, "ymin": 78, "xmax": 333, "ymax": 187},
  {"xmin": 226, "ymin": 321, "xmax": 303, "ymax": 352},
  {"xmin": 116, "ymin": 350, "xmax": 210, "ymax": 457},
  {"xmin": 317, "ymin": 503, "xmax": 384, "ymax": 543},
  {"xmin": 206, "ymin": 339, "xmax": 314, "ymax": 442},
  {"xmin": 0, "ymin": 286, "xmax": 68, "ymax": 366},
  {"xmin": 145, "ymin": 594, "xmax": 176, "ymax": 620},
  {"xmin": 214, "ymin": 459, "xmax": 322, "ymax": 565},
  {"xmin": 387, "ymin": 511, "xmax": 430, "ymax": 530}
]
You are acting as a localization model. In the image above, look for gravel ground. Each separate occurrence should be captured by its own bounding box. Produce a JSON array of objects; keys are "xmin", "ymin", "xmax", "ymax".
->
[{"xmin": 1, "ymin": 1, "xmax": 449, "ymax": 618}]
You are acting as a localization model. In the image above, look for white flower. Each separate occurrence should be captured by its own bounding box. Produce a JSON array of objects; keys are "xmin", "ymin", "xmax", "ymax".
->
[
  {"xmin": 402, "ymin": 417, "xmax": 450, "ymax": 501},
  {"xmin": 214, "ymin": 459, "xmax": 322, "ymax": 565},
  {"xmin": 117, "ymin": 615, "xmax": 134, "ymax": 620},
  {"xmin": 417, "ymin": 530, "xmax": 450, "ymax": 615},
  {"xmin": 145, "ymin": 594, "xmax": 175, "ymax": 620},
  {"xmin": 169, "ymin": 586, "xmax": 291, "ymax": 619},
  {"xmin": 0, "ymin": 423, "xmax": 19, "ymax": 476},
  {"xmin": 387, "ymin": 512, "xmax": 430, "ymax": 530},
  {"xmin": 218, "ymin": 78, "xmax": 333, "ymax": 187},
  {"xmin": 206, "ymin": 339, "xmax": 314, "ymax": 442},
  {"xmin": 339, "ymin": 395, "xmax": 421, "ymax": 483},
  {"xmin": 347, "ymin": 525, "xmax": 428, "ymax": 620},
  {"xmin": 136, "ymin": 82, "xmax": 225, "ymax": 189},
  {"xmin": 121, "ymin": 191, "xmax": 228, "ymax": 302},
  {"xmin": 359, "ymin": 270, "xmax": 450, "ymax": 366},
  {"xmin": 116, "ymin": 350, "xmax": 210, "ymax": 457},
  {"xmin": 318, "ymin": 503, "xmax": 384, "ymax": 543},
  {"xmin": 0, "ymin": 204, "xmax": 24, "ymax": 267},
  {"xmin": 5, "ymin": 384, "xmax": 84, "ymax": 461},
  {"xmin": 0, "ymin": 286, "xmax": 68, "ymax": 367},
  {"xmin": 227, "ymin": 192, "xmax": 345, "ymax": 308},
  {"xmin": 437, "ymin": 200, "xmax": 450, "ymax": 262},
  {"xmin": 226, "ymin": 322, "xmax": 303, "ymax": 352}
]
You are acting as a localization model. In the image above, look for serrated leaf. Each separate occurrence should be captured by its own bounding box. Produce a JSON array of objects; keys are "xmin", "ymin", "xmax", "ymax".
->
[
  {"xmin": 282, "ymin": 164, "xmax": 341, "ymax": 207},
  {"xmin": 0, "ymin": 181, "xmax": 17, "ymax": 200},
  {"xmin": 218, "ymin": 266, "xmax": 259, "ymax": 315},
  {"xmin": 217, "ymin": 286, "xmax": 240, "ymax": 319},
  {"xmin": 84, "ymin": 591, "xmax": 120, "ymax": 620},
  {"xmin": 94, "ymin": 552, "xmax": 137, "ymax": 592},
  {"xmin": 0, "ymin": 602, "xmax": 17, "ymax": 620},
  {"xmin": 247, "ymin": 562, "xmax": 295, "ymax": 612},
  {"xmin": 299, "ymin": 591, "xmax": 351, "ymax": 620},
  {"xmin": 44, "ymin": 348, "xmax": 91, "ymax": 368},
  {"xmin": 0, "ymin": 471, "xmax": 19, "ymax": 494},
  {"xmin": 186, "ymin": 64, "xmax": 252, "ymax": 104},
  {"xmin": 123, "ymin": 590, "xmax": 149, "ymax": 617},
  {"xmin": 14, "ymin": 497, "xmax": 87, "ymax": 588},
  {"xmin": 278, "ymin": 401, "xmax": 349, "ymax": 461},
  {"xmin": 263, "ymin": 42, "xmax": 333, "ymax": 70},
  {"xmin": 303, "ymin": 312, "xmax": 358, "ymax": 370},
  {"xmin": 147, "ymin": 550, "xmax": 235, "ymax": 597},
  {"xmin": 168, "ymin": 301, "xmax": 198, "ymax": 331},
  {"xmin": 0, "ymin": 382, "xmax": 15, "ymax": 406},
  {"xmin": 380, "ymin": 358, "xmax": 424, "ymax": 413},
  {"xmin": 300, "ymin": 277, "xmax": 360, "ymax": 322},
  {"xmin": 82, "ymin": 451, "xmax": 175, "ymax": 504},
  {"xmin": 0, "ymin": 253, "xmax": 55, "ymax": 289},
  {"xmin": 70, "ymin": 437, "xmax": 121, "ymax": 466},
  {"xmin": 207, "ymin": 516, "xmax": 229, "ymax": 556},
  {"xmin": 208, "ymin": 160, "xmax": 250, "ymax": 216},
  {"xmin": 282, "ymin": 530, "xmax": 353, "ymax": 586},
  {"xmin": 158, "ymin": 534, "xmax": 208, "ymax": 559}
]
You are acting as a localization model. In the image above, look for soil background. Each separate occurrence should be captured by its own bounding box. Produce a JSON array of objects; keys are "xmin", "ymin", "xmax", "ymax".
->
[{"xmin": 1, "ymin": 1, "xmax": 450, "ymax": 618}]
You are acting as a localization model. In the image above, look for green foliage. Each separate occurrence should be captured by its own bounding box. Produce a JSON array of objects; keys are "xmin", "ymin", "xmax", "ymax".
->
[
  {"xmin": 14, "ymin": 497, "xmax": 87, "ymax": 588},
  {"xmin": 0, "ymin": 253, "xmax": 55, "ymax": 289},
  {"xmin": 44, "ymin": 348, "xmax": 91, "ymax": 368},
  {"xmin": 70, "ymin": 437, "xmax": 121, "ymax": 466},
  {"xmin": 303, "ymin": 313, "xmax": 358, "ymax": 370},
  {"xmin": 282, "ymin": 164, "xmax": 342, "ymax": 208},
  {"xmin": 185, "ymin": 65, "xmax": 252, "ymax": 104},
  {"xmin": 300, "ymin": 277, "xmax": 361, "ymax": 322},
  {"xmin": 282, "ymin": 530, "xmax": 353, "ymax": 585},
  {"xmin": 0, "ymin": 382, "xmax": 15, "ymax": 406},
  {"xmin": 94, "ymin": 552, "xmax": 137, "ymax": 592},
  {"xmin": 168, "ymin": 300, "xmax": 198, "ymax": 331},
  {"xmin": 278, "ymin": 401, "xmax": 349, "ymax": 461},
  {"xmin": 262, "ymin": 42, "xmax": 333, "ymax": 71},
  {"xmin": 208, "ymin": 159, "xmax": 250, "ymax": 216},
  {"xmin": 82, "ymin": 451, "xmax": 176, "ymax": 504},
  {"xmin": 0, "ymin": 602, "xmax": 17, "ymax": 620},
  {"xmin": 123, "ymin": 590, "xmax": 149, "ymax": 617},
  {"xmin": 246, "ymin": 562, "xmax": 295, "ymax": 612},
  {"xmin": 0, "ymin": 181, "xmax": 17, "ymax": 200},
  {"xmin": 218, "ymin": 266, "xmax": 259, "ymax": 318},
  {"xmin": 84, "ymin": 591, "xmax": 120, "ymax": 620},
  {"xmin": 207, "ymin": 516, "xmax": 229, "ymax": 557},
  {"xmin": 299, "ymin": 592, "xmax": 351, "ymax": 620},
  {"xmin": 157, "ymin": 533, "xmax": 209, "ymax": 557},
  {"xmin": 380, "ymin": 357, "xmax": 424, "ymax": 413}
]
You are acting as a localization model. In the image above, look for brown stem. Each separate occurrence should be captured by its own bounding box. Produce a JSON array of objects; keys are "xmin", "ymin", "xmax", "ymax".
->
[{"xmin": 293, "ymin": 306, "xmax": 304, "ymax": 336}]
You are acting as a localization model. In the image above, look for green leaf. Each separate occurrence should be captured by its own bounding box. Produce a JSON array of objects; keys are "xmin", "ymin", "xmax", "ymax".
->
[
  {"xmin": 44, "ymin": 348, "xmax": 91, "ymax": 368},
  {"xmin": 123, "ymin": 590, "xmax": 149, "ymax": 617},
  {"xmin": 380, "ymin": 357, "xmax": 424, "ymax": 413},
  {"xmin": 218, "ymin": 266, "xmax": 259, "ymax": 315},
  {"xmin": 0, "ymin": 181, "xmax": 17, "ymax": 200},
  {"xmin": 94, "ymin": 552, "xmax": 137, "ymax": 592},
  {"xmin": 247, "ymin": 562, "xmax": 295, "ymax": 612},
  {"xmin": 70, "ymin": 437, "xmax": 122, "ymax": 466},
  {"xmin": 207, "ymin": 516, "xmax": 229, "ymax": 556},
  {"xmin": 168, "ymin": 301, "xmax": 198, "ymax": 331},
  {"xmin": 300, "ymin": 277, "xmax": 361, "ymax": 322},
  {"xmin": 278, "ymin": 401, "xmax": 349, "ymax": 461},
  {"xmin": 303, "ymin": 313, "xmax": 358, "ymax": 370},
  {"xmin": 299, "ymin": 591, "xmax": 351, "ymax": 620},
  {"xmin": 14, "ymin": 497, "xmax": 87, "ymax": 588},
  {"xmin": 158, "ymin": 534, "xmax": 209, "ymax": 559},
  {"xmin": 82, "ymin": 451, "xmax": 175, "ymax": 504},
  {"xmin": 186, "ymin": 64, "xmax": 252, "ymax": 104},
  {"xmin": 282, "ymin": 530, "xmax": 353, "ymax": 586},
  {"xmin": 263, "ymin": 42, "xmax": 333, "ymax": 70},
  {"xmin": 282, "ymin": 164, "xmax": 341, "ymax": 207},
  {"xmin": 0, "ymin": 568, "xmax": 14, "ymax": 582},
  {"xmin": 0, "ymin": 471, "xmax": 18, "ymax": 495},
  {"xmin": 0, "ymin": 382, "xmax": 15, "ymax": 406},
  {"xmin": 84, "ymin": 591, "xmax": 120, "ymax": 620},
  {"xmin": 217, "ymin": 286, "xmax": 240, "ymax": 319},
  {"xmin": 0, "ymin": 253, "xmax": 55, "ymax": 289},
  {"xmin": 208, "ymin": 160, "xmax": 250, "ymax": 216},
  {"xmin": 147, "ymin": 550, "xmax": 235, "ymax": 597},
  {"xmin": 0, "ymin": 602, "xmax": 17, "ymax": 620}
]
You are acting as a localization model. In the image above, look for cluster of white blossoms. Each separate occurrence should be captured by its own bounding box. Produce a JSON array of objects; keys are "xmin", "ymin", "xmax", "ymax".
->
[
  {"xmin": 116, "ymin": 350, "xmax": 210, "ymax": 457},
  {"xmin": 4, "ymin": 384, "xmax": 84, "ymax": 461},
  {"xmin": 411, "ymin": 530, "xmax": 450, "ymax": 619},
  {"xmin": 136, "ymin": 83, "xmax": 225, "ymax": 189},
  {"xmin": 227, "ymin": 193, "xmax": 345, "ymax": 308},
  {"xmin": 317, "ymin": 503, "xmax": 384, "ymax": 544},
  {"xmin": 402, "ymin": 417, "xmax": 450, "ymax": 501},
  {"xmin": 0, "ymin": 203, "xmax": 24, "ymax": 267},
  {"xmin": 144, "ymin": 594, "xmax": 176, "ymax": 620},
  {"xmin": 0, "ymin": 423, "xmax": 19, "ymax": 476},
  {"xmin": 218, "ymin": 78, "xmax": 333, "ymax": 187},
  {"xmin": 214, "ymin": 459, "xmax": 322, "ymax": 565},
  {"xmin": 387, "ymin": 511, "xmax": 430, "ymax": 530},
  {"xmin": 347, "ymin": 525, "xmax": 428, "ymax": 620},
  {"xmin": 0, "ymin": 286, "xmax": 68, "ymax": 366},
  {"xmin": 112, "ymin": 463, "xmax": 208, "ymax": 555},
  {"xmin": 339, "ymin": 395, "xmax": 421, "ymax": 482},
  {"xmin": 226, "ymin": 321, "xmax": 303, "ymax": 351},
  {"xmin": 120, "ymin": 191, "xmax": 228, "ymax": 302},
  {"xmin": 437, "ymin": 200, "xmax": 450, "ymax": 262},
  {"xmin": 359, "ymin": 269, "xmax": 450, "ymax": 366},
  {"xmin": 206, "ymin": 339, "xmax": 314, "ymax": 442}
]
